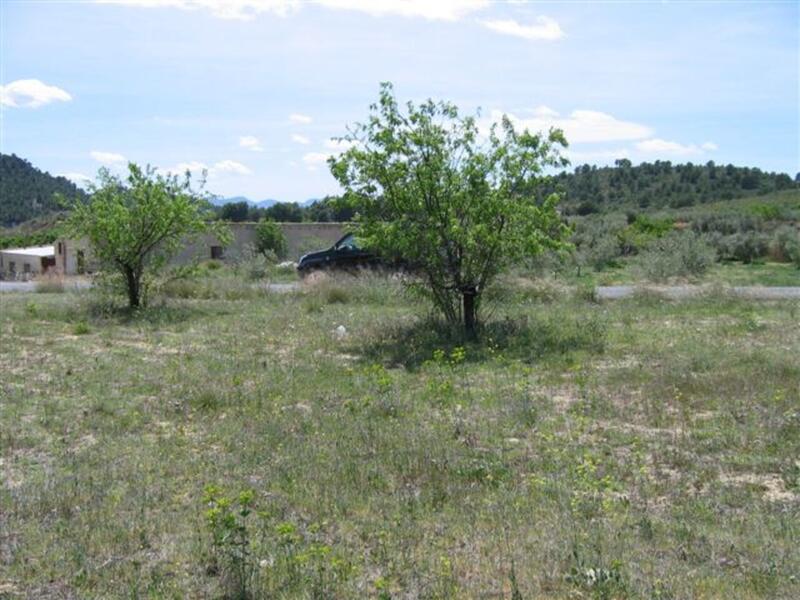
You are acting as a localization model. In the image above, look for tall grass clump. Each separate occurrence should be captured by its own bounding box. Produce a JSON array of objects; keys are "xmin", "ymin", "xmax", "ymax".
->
[{"xmin": 34, "ymin": 278, "xmax": 65, "ymax": 293}]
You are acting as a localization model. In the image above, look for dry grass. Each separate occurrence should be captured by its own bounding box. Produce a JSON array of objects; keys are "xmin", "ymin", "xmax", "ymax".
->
[{"xmin": 1, "ymin": 276, "xmax": 798, "ymax": 598}]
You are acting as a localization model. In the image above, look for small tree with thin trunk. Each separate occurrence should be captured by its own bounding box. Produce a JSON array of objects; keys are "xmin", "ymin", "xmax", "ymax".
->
[
  {"xmin": 66, "ymin": 163, "xmax": 227, "ymax": 308},
  {"xmin": 329, "ymin": 82, "xmax": 571, "ymax": 337}
]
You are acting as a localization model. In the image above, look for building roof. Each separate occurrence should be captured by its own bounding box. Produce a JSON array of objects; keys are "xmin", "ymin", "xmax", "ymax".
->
[{"xmin": 0, "ymin": 245, "xmax": 55, "ymax": 257}]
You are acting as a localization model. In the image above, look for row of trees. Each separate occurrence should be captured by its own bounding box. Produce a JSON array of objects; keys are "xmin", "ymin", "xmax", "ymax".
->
[
  {"xmin": 215, "ymin": 160, "xmax": 799, "ymax": 224},
  {"xmin": 216, "ymin": 196, "xmax": 355, "ymax": 223},
  {"xmin": 544, "ymin": 160, "xmax": 797, "ymax": 214}
]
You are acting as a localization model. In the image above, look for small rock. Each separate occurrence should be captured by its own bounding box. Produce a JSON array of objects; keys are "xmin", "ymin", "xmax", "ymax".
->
[{"xmin": 334, "ymin": 325, "xmax": 347, "ymax": 339}]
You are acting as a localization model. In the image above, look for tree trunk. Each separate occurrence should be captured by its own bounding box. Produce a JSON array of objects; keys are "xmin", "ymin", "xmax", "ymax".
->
[
  {"xmin": 124, "ymin": 266, "xmax": 140, "ymax": 308},
  {"xmin": 462, "ymin": 286, "xmax": 477, "ymax": 339}
]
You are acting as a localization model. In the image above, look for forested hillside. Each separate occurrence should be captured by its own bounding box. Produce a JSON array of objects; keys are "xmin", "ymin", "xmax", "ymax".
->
[
  {"xmin": 3, "ymin": 153, "xmax": 797, "ymax": 227},
  {"xmin": 0, "ymin": 153, "xmax": 86, "ymax": 226},
  {"xmin": 546, "ymin": 160, "xmax": 798, "ymax": 215}
]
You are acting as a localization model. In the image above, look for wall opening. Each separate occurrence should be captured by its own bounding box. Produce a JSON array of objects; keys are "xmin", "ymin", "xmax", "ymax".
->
[{"xmin": 77, "ymin": 250, "xmax": 86, "ymax": 274}]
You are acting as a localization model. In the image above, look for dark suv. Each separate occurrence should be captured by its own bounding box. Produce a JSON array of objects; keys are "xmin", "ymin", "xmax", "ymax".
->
[{"xmin": 296, "ymin": 233, "xmax": 379, "ymax": 275}]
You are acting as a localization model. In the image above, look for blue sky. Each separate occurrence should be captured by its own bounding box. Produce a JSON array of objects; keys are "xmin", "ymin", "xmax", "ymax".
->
[{"xmin": 1, "ymin": 0, "xmax": 797, "ymax": 202}]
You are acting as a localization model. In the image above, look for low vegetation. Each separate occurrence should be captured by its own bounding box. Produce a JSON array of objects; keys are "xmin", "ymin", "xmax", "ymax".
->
[{"xmin": 1, "ymin": 273, "xmax": 798, "ymax": 598}]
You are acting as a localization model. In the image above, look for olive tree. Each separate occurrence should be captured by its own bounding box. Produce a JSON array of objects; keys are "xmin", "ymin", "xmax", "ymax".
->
[
  {"xmin": 329, "ymin": 83, "xmax": 571, "ymax": 337},
  {"xmin": 67, "ymin": 163, "xmax": 227, "ymax": 308}
]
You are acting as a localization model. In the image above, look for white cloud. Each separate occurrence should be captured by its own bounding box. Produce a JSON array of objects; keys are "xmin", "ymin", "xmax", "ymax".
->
[
  {"xmin": 162, "ymin": 159, "xmax": 252, "ymax": 177},
  {"xmin": 566, "ymin": 148, "xmax": 631, "ymax": 163},
  {"xmin": 324, "ymin": 138, "xmax": 356, "ymax": 152},
  {"xmin": 316, "ymin": 0, "xmax": 489, "ymax": 21},
  {"xmin": 635, "ymin": 138, "xmax": 717, "ymax": 157},
  {"xmin": 291, "ymin": 134, "xmax": 311, "ymax": 145},
  {"xmin": 532, "ymin": 105, "xmax": 559, "ymax": 118},
  {"xmin": 213, "ymin": 159, "xmax": 252, "ymax": 174},
  {"xmin": 95, "ymin": 0, "xmax": 299, "ymax": 21},
  {"xmin": 60, "ymin": 172, "xmax": 93, "ymax": 187},
  {"xmin": 481, "ymin": 16, "xmax": 564, "ymax": 41},
  {"xmin": 239, "ymin": 135, "xmax": 264, "ymax": 152},
  {"xmin": 289, "ymin": 113, "xmax": 312, "ymax": 124},
  {"xmin": 488, "ymin": 107, "xmax": 653, "ymax": 144},
  {"xmin": 302, "ymin": 152, "xmax": 329, "ymax": 170},
  {"xmin": 98, "ymin": 0, "xmax": 489, "ymax": 20},
  {"xmin": 302, "ymin": 152, "xmax": 329, "ymax": 164},
  {"xmin": 0, "ymin": 79, "xmax": 72, "ymax": 108},
  {"xmin": 90, "ymin": 150, "xmax": 127, "ymax": 165}
]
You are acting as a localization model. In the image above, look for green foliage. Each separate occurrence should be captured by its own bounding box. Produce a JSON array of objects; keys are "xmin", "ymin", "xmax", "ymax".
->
[
  {"xmin": 545, "ymin": 159, "xmax": 796, "ymax": 214},
  {"xmin": 638, "ymin": 232, "xmax": 717, "ymax": 281},
  {"xmin": 629, "ymin": 214, "xmax": 674, "ymax": 237},
  {"xmin": 66, "ymin": 164, "xmax": 229, "ymax": 308},
  {"xmin": 769, "ymin": 225, "xmax": 800, "ymax": 265},
  {"xmin": 615, "ymin": 215, "xmax": 675, "ymax": 256},
  {"xmin": 330, "ymin": 82, "xmax": 571, "ymax": 335},
  {"xmin": 203, "ymin": 485, "xmax": 257, "ymax": 599},
  {"xmin": 747, "ymin": 202, "xmax": 784, "ymax": 220},
  {"xmin": 0, "ymin": 227, "xmax": 61, "ymax": 250},
  {"xmin": 72, "ymin": 321, "xmax": 91, "ymax": 335},
  {"xmin": 714, "ymin": 231, "xmax": 770, "ymax": 264},
  {"xmin": 0, "ymin": 153, "xmax": 86, "ymax": 226},
  {"xmin": 219, "ymin": 201, "xmax": 251, "ymax": 222},
  {"xmin": 572, "ymin": 216, "xmax": 625, "ymax": 273},
  {"xmin": 254, "ymin": 220, "xmax": 288, "ymax": 260}
]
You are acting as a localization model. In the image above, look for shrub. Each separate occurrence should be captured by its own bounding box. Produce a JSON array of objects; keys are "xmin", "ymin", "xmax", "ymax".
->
[
  {"xmin": 255, "ymin": 220, "xmax": 288, "ymax": 260},
  {"xmin": 203, "ymin": 486, "xmax": 258, "ymax": 599},
  {"xmin": 715, "ymin": 231, "xmax": 770, "ymax": 263},
  {"xmin": 572, "ymin": 217, "xmax": 624, "ymax": 272},
  {"xmin": 638, "ymin": 232, "xmax": 716, "ymax": 281},
  {"xmin": 769, "ymin": 226, "xmax": 800, "ymax": 263},
  {"xmin": 34, "ymin": 279, "xmax": 65, "ymax": 294}
]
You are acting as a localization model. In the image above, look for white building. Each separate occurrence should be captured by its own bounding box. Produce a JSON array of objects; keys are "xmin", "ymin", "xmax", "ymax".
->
[{"xmin": 0, "ymin": 245, "xmax": 56, "ymax": 280}]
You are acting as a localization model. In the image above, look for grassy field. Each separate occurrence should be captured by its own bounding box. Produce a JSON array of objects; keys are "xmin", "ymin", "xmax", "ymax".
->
[{"xmin": 1, "ymin": 275, "xmax": 799, "ymax": 599}]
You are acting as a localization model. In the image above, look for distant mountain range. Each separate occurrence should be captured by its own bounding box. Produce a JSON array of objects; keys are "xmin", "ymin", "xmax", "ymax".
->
[{"xmin": 210, "ymin": 196, "xmax": 320, "ymax": 208}]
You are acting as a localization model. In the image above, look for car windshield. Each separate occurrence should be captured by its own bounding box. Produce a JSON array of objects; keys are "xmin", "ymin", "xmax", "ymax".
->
[{"xmin": 336, "ymin": 233, "xmax": 359, "ymax": 250}]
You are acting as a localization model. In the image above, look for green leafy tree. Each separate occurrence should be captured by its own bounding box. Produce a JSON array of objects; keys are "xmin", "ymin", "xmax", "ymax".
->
[
  {"xmin": 66, "ymin": 163, "xmax": 228, "ymax": 308},
  {"xmin": 255, "ymin": 219, "xmax": 288, "ymax": 260},
  {"xmin": 330, "ymin": 82, "xmax": 571, "ymax": 337}
]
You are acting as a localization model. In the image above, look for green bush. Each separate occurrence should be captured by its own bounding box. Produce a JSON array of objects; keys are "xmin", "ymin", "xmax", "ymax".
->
[
  {"xmin": 769, "ymin": 226, "xmax": 800, "ymax": 263},
  {"xmin": 255, "ymin": 220, "xmax": 288, "ymax": 260},
  {"xmin": 715, "ymin": 231, "xmax": 770, "ymax": 263},
  {"xmin": 638, "ymin": 232, "xmax": 716, "ymax": 281}
]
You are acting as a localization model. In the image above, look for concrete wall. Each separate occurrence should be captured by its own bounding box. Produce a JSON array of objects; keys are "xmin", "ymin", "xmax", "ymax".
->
[
  {"xmin": 55, "ymin": 239, "xmax": 93, "ymax": 275},
  {"xmin": 0, "ymin": 250, "xmax": 54, "ymax": 279},
  {"xmin": 56, "ymin": 222, "xmax": 348, "ymax": 275}
]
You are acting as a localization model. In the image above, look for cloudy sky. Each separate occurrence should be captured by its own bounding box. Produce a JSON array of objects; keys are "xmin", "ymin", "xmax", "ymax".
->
[{"xmin": 1, "ymin": 0, "xmax": 797, "ymax": 202}]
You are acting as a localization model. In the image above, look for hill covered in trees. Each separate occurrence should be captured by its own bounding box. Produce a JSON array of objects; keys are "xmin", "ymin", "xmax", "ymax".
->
[
  {"xmin": 0, "ymin": 153, "xmax": 86, "ymax": 226},
  {"xmin": 2, "ymin": 153, "xmax": 796, "ymax": 227},
  {"xmin": 216, "ymin": 161, "xmax": 798, "ymax": 223},
  {"xmin": 546, "ymin": 160, "xmax": 797, "ymax": 215}
]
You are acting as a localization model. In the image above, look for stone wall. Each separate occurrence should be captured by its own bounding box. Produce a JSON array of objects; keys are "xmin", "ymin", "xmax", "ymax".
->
[
  {"xmin": 0, "ymin": 250, "xmax": 54, "ymax": 279},
  {"xmin": 56, "ymin": 222, "xmax": 348, "ymax": 274}
]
